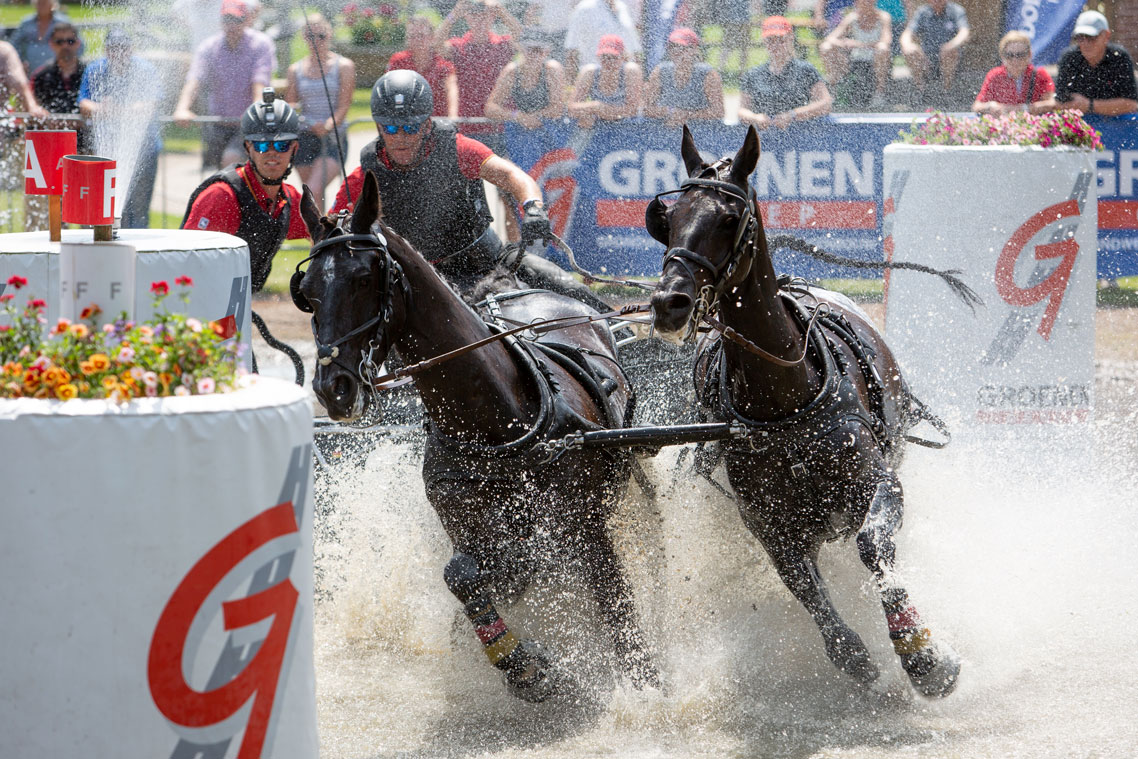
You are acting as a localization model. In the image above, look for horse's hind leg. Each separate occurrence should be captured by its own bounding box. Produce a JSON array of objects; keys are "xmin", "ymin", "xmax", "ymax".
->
[
  {"xmin": 856, "ymin": 474, "xmax": 961, "ymax": 698},
  {"xmin": 577, "ymin": 514, "xmax": 660, "ymax": 689},
  {"xmin": 444, "ymin": 552, "xmax": 557, "ymax": 703},
  {"xmin": 762, "ymin": 537, "xmax": 879, "ymax": 685}
]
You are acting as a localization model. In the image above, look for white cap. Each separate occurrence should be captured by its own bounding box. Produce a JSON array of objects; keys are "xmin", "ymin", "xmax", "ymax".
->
[{"xmin": 1073, "ymin": 10, "xmax": 1109, "ymax": 38}]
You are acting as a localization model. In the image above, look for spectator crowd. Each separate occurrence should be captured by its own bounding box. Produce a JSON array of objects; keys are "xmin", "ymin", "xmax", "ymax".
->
[{"xmin": 2, "ymin": 0, "xmax": 1136, "ymax": 224}]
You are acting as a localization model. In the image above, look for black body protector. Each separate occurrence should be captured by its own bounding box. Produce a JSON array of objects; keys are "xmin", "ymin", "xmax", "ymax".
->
[
  {"xmin": 360, "ymin": 122, "xmax": 496, "ymax": 289},
  {"xmin": 182, "ymin": 166, "xmax": 290, "ymax": 293}
]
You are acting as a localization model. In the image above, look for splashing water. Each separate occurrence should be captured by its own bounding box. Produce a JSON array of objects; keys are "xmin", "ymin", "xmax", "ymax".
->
[{"xmin": 310, "ymin": 361, "xmax": 1138, "ymax": 758}]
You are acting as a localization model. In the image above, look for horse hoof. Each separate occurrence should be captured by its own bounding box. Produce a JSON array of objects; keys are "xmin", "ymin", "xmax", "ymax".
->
[
  {"xmin": 503, "ymin": 641, "xmax": 558, "ymax": 703},
  {"xmin": 902, "ymin": 642, "xmax": 961, "ymax": 698},
  {"xmin": 825, "ymin": 631, "xmax": 880, "ymax": 685}
]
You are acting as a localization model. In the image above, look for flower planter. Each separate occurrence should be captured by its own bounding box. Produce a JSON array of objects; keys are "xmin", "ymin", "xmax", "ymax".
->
[
  {"xmin": 881, "ymin": 144, "xmax": 1098, "ymax": 440},
  {"xmin": 0, "ymin": 229, "xmax": 254, "ymax": 369},
  {"xmin": 0, "ymin": 378, "xmax": 317, "ymax": 758}
]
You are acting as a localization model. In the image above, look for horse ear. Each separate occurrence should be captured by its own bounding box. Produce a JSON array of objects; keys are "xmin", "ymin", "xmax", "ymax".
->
[
  {"xmin": 350, "ymin": 171, "xmax": 382, "ymax": 235},
  {"xmin": 300, "ymin": 184, "xmax": 324, "ymax": 242},
  {"xmin": 680, "ymin": 124, "xmax": 706, "ymax": 177},
  {"xmin": 728, "ymin": 125, "xmax": 760, "ymax": 187}
]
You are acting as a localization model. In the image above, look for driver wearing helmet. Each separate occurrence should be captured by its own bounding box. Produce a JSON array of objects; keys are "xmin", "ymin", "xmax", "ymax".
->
[
  {"xmin": 329, "ymin": 70, "xmax": 605, "ymax": 307},
  {"xmin": 182, "ymin": 88, "xmax": 311, "ymax": 293}
]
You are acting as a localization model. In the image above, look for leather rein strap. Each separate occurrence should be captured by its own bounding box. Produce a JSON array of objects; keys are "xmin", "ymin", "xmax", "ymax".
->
[{"xmin": 368, "ymin": 303, "xmax": 651, "ymax": 390}]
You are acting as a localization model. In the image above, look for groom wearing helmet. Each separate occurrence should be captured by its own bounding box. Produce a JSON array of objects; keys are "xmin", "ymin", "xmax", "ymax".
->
[
  {"xmin": 330, "ymin": 70, "xmax": 605, "ymax": 307},
  {"xmin": 183, "ymin": 88, "xmax": 311, "ymax": 292}
]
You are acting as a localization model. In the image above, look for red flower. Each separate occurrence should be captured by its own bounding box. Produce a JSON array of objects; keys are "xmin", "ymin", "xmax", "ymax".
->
[
  {"xmin": 175, "ymin": 275, "xmax": 194, "ymax": 287},
  {"xmin": 0, "ymin": 293, "xmax": 13, "ymax": 303},
  {"xmin": 151, "ymin": 281, "xmax": 170, "ymax": 297},
  {"xmin": 79, "ymin": 304, "xmax": 103, "ymax": 320},
  {"xmin": 7, "ymin": 275, "xmax": 28, "ymax": 289},
  {"xmin": 29, "ymin": 299, "xmax": 47, "ymax": 310}
]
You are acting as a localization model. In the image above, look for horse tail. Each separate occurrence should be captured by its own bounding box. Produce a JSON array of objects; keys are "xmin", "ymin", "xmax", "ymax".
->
[{"xmin": 765, "ymin": 234, "xmax": 984, "ymax": 313}]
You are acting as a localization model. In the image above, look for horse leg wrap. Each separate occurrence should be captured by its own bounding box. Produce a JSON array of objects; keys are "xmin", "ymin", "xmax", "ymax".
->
[
  {"xmin": 444, "ymin": 553, "xmax": 524, "ymax": 670},
  {"xmin": 857, "ymin": 478, "xmax": 903, "ymax": 572}
]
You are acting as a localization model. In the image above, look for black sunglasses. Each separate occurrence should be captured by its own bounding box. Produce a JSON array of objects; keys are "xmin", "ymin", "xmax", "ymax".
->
[
  {"xmin": 53, "ymin": 37, "xmax": 79, "ymax": 45},
  {"xmin": 251, "ymin": 139, "xmax": 296, "ymax": 153},
  {"xmin": 306, "ymin": 32, "xmax": 328, "ymax": 41},
  {"xmin": 1003, "ymin": 50, "xmax": 1029, "ymax": 59}
]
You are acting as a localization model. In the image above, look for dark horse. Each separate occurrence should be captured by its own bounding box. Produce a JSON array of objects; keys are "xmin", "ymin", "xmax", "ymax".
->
[
  {"xmin": 649, "ymin": 126, "xmax": 963, "ymax": 697},
  {"xmin": 294, "ymin": 173, "xmax": 658, "ymax": 701}
]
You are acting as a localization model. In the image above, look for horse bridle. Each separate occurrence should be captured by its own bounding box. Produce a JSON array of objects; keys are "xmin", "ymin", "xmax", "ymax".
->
[
  {"xmin": 290, "ymin": 227, "xmax": 410, "ymax": 390},
  {"xmin": 653, "ymin": 159, "xmax": 760, "ymax": 336}
]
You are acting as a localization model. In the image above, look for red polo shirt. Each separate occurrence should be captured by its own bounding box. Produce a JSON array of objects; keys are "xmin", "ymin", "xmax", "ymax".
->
[
  {"xmin": 977, "ymin": 65, "xmax": 1055, "ymax": 106},
  {"xmin": 182, "ymin": 163, "xmax": 310, "ymax": 240},
  {"xmin": 447, "ymin": 31, "xmax": 514, "ymax": 134},
  {"xmin": 386, "ymin": 50, "xmax": 456, "ymax": 117},
  {"xmin": 329, "ymin": 132, "xmax": 494, "ymax": 215}
]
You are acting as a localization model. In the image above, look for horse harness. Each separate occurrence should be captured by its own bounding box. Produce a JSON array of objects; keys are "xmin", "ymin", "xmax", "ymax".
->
[{"xmin": 423, "ymin": 290, "xmax": 632, "ymax": 490}]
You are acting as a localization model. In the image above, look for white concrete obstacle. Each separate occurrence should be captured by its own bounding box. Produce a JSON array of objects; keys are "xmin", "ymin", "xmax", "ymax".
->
[
  {"xmin": 0, "ymin": 378, "xmax": 317, "ymax": 757},
  {"xmin": 882, "ymin": 145, "xmax": 1097, "ymax": 453}
]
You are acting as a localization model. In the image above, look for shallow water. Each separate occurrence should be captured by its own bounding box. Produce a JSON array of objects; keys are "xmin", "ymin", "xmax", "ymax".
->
[{"xmin": 309, "ymin": 363, "xmax": 1138, "ymax": 759}]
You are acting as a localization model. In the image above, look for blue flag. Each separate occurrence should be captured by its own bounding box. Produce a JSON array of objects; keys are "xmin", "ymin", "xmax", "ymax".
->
[
  {"xmin": 1005, "ymin": 0, "xmax": 1082, "ymax": 65},
  {"xmin": 643, "ymin": 0, "xmax": 682, "ymax": 72}
]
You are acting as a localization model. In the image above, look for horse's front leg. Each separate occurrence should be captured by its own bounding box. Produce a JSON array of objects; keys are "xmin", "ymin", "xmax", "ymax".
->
[
  {"xmin": 758, "ymin": 528, "xmax": 880, "ymax": 685},
  {"xmin": 857, "ymin": 473, "xmax": 961, "ymax": 698},
  {"xmin": 576, "ymin": 513, "xmax": 660, "ymax": 690},
  {"xmin": 444, "ymin": 552, "xmax": 558, "ymax": 702}
]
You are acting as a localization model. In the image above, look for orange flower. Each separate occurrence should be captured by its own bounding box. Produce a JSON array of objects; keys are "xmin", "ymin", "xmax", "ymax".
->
[
  {"xmin": 70, "ymin": 323, "xmax": 90, "ymax": 339},
  {"xmin": 80, "ymin": 360, "xmax": 96, "ymax": 375},
  {"xmin": 55, "ymin": 383, "xmax": 78, "ymax": 401},
  {"xmin": 89, "ymin": 353, "xmax": 110, "ymax": 372},
  {"xmin": 53, "ymin": 318, "xmax": 72, "ymax": 335},
  {"xmin": 42, "ymin": 367, "xmax": 62, "ymax": 385},
  {"xmin": 101, "ymin": 376, "xmax": 118, "ymax": 390}
]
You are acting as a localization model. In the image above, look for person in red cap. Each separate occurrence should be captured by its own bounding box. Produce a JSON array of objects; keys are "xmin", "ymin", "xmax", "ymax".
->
[
  {"xmin": 644, "ymin": 27, "xmax": 723, "ymax": 127},
  {"xmin": 568, "ymin": 34, "xmax": 642, "ymax": 129},
  {"xmin": 173, "ymin": 0, "xmax": 276, "ymax": 171},
  {"xmin": 738, "ymin": 16, "xmax": 832, "ymax": 129}
]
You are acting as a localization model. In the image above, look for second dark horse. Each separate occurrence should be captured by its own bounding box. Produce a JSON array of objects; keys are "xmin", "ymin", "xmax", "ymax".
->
[
  {"xmin": 294, "ymin": 173, "xmax": 658, "ymax": 701},
  {"xmin": 649, "ymin": 126, "xmax": 963, "ymax": 698}
]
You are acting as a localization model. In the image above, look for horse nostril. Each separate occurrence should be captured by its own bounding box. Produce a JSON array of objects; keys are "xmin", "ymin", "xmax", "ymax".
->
[
  {"xmin": 651, "ymin": 291, "xmax": 693, "ymax": 321},
  {"xmin": 331, "ymin": 375, "xmax": 354, "ymax": 402}
]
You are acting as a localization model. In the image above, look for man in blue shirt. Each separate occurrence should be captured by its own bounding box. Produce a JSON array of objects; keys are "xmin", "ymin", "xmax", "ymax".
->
[
  {"xmin": 78, "ymin": 28, "xmax": 163, "ymax": 229},
  {"xmin": 900, "ymin": 0, "xmax": 969, "ymax": 105}
]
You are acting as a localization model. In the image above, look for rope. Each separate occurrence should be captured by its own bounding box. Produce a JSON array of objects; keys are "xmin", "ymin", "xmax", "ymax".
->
[
  {"xmin": 765, "ymin": 233, "xmax": 983, "ymax": 311},
  {"xmin": 252, "ymin": 310, "xmax": 305, "ymax": 386}
]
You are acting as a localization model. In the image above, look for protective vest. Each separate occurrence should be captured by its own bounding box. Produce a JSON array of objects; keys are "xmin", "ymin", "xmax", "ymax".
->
[
  {"xmin": 359, "ymin": 122, "xmax": 494, "ymax": 268},
  {"xmin": 182, "ymin": 165, "xmax": 290, "ymax": 292}
]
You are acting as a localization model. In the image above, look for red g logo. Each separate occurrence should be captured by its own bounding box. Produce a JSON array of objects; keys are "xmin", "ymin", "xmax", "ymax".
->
[
  {"xmin": 995, "ymin": 199, "xmax": 1081, "ymax": 340},
  {"xmin": 148, "ymin": 502, "xmax": 300, "ymax": 759},
  {"xmin": 528, "ymin": 148, "xmax": 579, "ymax": 239}
]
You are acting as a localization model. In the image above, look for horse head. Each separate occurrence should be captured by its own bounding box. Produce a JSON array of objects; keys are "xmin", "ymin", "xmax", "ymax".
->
[
  {"xmin": 649, "ymin": 125, "xmax": 763, "ymax": 342},
  {"xmin": 294, "ymin": 172, "xmax": 408, "ymax": 421}
]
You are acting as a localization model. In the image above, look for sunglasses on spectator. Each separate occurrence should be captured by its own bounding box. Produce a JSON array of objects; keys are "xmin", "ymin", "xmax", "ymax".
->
[
  {"xmin": 1003, "ymin": 49, "xmax": 1029, "ymax": 59},
  {"xmin": 306, "ymin": 32, "xmax": 328, "ymax": 41},
  {"xmin": 381, "ymin": 123, "xmax": 422, "ymax": 135},
  {"xmin": 53, "ymin": 37, "xmax": 79, "ymax": 45},
  {"xmin": 1073, "ymin": 34, "xmax": 1098, "ymax": 42},
  {"xmin": 251, "ymin": 140, "xmax": 296, "ymax": 153}
]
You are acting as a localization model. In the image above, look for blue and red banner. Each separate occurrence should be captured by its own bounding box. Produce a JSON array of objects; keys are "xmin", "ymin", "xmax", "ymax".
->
[{"xmin": 506, "ymin": 114, "xmax": 1138, "ymax": 280}]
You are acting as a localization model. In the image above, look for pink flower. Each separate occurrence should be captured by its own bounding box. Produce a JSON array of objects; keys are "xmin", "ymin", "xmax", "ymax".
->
[
  {"xmin": 197, "ymin": 377, "xmax": 216, "ymax": 395},
  {"xmin": 0, "ymin": 294, "xmax": 13, "ymax": 303}
]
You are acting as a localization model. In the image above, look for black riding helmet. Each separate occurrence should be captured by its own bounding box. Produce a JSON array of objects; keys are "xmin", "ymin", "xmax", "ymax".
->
[
  {"xmin": 370, "ymin": 70, "xmax": 433, "ymax": 127},
  {"xmin": 242, "ymin": 87, "xmax": 300, "ymax": 141}
]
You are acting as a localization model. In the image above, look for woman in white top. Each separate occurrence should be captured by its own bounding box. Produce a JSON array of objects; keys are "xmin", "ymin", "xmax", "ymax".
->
[
  {"xmin": 820, "ymin": 0, "xmax": 892, "ymax": 107},
  {"xmin": 285, "ymin": 14, "xmax": 356, "ymax": 211}
]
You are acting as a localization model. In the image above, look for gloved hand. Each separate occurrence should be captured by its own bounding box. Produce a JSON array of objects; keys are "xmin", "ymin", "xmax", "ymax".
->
[{"xmin": 520, "ymin": 201, "xmax": 553, "ymax": 248}]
